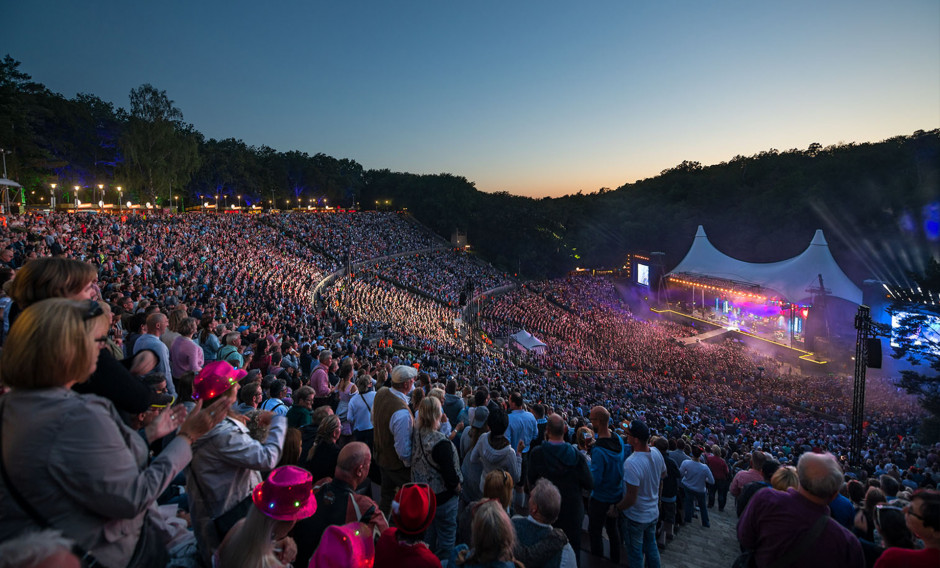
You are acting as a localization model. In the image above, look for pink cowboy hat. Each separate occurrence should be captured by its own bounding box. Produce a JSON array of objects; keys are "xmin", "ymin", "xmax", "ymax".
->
[
  {"xmin": 251, "ymin": 465, "xmax": 317, "ymax": 521},
  {"xmin": 308, "ymin": 522, "xmax": 374, "ymax": 568},
  {"xmin": 193, "ymin": 360, "xmax": 246, "ymax": 400}
]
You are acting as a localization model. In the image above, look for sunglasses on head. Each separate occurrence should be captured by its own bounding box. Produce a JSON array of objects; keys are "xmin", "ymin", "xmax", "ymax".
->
[
  {"xmin": 874, "ymin": 503, "xmax": 904, "ymax": 527},
  {"xmin": 83, "ymin": 300, "xmax": 104, "ymax": 321}
]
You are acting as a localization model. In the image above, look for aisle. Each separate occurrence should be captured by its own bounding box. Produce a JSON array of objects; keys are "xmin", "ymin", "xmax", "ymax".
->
[
  {"xmin": 578, "ymin": 503, "xmax": 740, "ymax": 568},
  {"xmin": 659, "ymin": 505, "xmax": 739, "ymax": 568}
]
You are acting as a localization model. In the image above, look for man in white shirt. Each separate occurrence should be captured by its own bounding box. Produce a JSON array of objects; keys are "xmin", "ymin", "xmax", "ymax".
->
[
  {"xmin": 372, "ymin": 365, "xmax": 416, "ymax": 514},
  {"xmin": 347, "ymin": 375, "xmax": 376, "ymax": 444},
  {"xmin": 614, "ymin": 420, "xmax": 666, "ymax": 568}
]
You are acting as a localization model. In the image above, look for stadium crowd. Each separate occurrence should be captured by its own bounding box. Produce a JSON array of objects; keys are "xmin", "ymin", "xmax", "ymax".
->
[{"xmin": 0, "ymin": 210, "xmax": 936, "ymax": 568}]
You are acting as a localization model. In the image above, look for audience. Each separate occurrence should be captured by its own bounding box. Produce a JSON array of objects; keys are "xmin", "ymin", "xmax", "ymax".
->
[{"xmin": 0, "ymin": 210, "xmax": 934, "ymax": 567}]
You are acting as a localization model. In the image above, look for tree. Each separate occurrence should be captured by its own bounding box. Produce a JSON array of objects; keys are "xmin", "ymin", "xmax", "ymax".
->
[
  {"xmin": 890, "ymin": 258, "xmax": 940, "ymax": 441},
  {"xmin": 0, "ymin": 55, "xmax": 52, "ymax": 182},
  {"xmin": 119, "ymin": 84, "xmax": 199, "ymax": 205}
]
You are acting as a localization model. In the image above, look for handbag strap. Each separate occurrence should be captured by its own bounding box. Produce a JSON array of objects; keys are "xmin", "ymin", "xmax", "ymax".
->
[
  {"xmin": 768, "ymin": 513, "xmax": 830, "ymax": 568},
  {"xmin": 0, "ymin": 401, "xmax": 105, "ymax": 567}
]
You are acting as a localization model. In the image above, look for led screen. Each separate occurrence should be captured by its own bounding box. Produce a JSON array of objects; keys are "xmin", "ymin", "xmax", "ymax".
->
[{"xmin": 637, "ymin": 263, "xmax": 649, "ymax": 286}]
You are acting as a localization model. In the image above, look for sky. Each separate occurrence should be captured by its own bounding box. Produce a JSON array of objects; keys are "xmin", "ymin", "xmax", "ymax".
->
[{"xmin": 8, "ymin": 0, "xmax": 940, "ymax": 198}]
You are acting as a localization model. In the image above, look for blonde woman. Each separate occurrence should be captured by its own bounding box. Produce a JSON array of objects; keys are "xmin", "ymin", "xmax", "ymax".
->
[
  {"xmin": 217, "ymin": 466, "xmax": 317, "ymax": 568},
  {"xmin": 0, "ymin": 299, "xmax": 229, "ymax": 568},
  {"xmin": 412, "ymin": 396, "xmax": 463, "ymax": 563},
  {"xmin": 771, "ymin": 465, "xmax": 799, "ymax": 491},
  {"xmin": 455, "ymin": 500, "xmax": 521, "ymax": 568}
]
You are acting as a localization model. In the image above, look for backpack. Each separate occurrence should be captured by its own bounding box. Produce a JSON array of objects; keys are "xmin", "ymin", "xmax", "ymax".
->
[{"xmin": 217, "ymin": 345, "xmax": 240, "ymax": 365}]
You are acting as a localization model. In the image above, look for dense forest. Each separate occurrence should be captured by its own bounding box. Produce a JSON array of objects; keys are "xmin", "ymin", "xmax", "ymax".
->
[{"xmin": 1, "ymin": 55, "xmax": 937, "ymax": 282}]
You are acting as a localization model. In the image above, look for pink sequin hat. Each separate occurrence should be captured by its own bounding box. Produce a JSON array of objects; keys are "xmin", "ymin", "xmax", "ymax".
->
[
  {"xmin": 251, "ymin": 465, "xmax": 317, "ymax": 521},
  {"xmin": 193, "ymin": 361, "xmax": 246, "ymax": 400},
  {"xmin": 308, "ymin": 522, "xmax": 374, "ymax": 568}
]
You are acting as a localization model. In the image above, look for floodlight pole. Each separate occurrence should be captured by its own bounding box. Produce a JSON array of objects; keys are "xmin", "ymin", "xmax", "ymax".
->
[{"xmin": 849, "ymin": 305, "xmax": 871, "ymax": 467}]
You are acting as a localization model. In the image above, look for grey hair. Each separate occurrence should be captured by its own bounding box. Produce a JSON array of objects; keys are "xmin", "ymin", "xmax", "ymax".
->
[
  {"xmin": 0, "ymin": 530, "xmax": 75, "ymax": 568},
  {"xmin": 797, "ymin": 452, "xmax": 844, "ymax": 500},
  {"xmin": 530, "ymin": 478, "xmax": 562, "ymax": 523}
]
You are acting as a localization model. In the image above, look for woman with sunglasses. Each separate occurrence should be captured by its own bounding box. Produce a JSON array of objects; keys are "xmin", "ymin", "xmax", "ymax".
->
[
  {"xmin": 874, "ymin": 489, "xmax": 940, "ymax": 568},
  {"xmin": 0, "ymin": 299, "xmax": 232, "ymax": 568}
]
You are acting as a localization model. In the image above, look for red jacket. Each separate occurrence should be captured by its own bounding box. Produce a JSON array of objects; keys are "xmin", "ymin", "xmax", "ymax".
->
[{"xmin": 375, "ymin": 528, "xmax": 442, "ymax": 568}]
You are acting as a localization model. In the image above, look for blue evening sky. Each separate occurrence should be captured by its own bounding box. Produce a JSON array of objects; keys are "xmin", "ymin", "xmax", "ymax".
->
[{"xmin": 7, "ymin": 1, "xmax": 939, "ymax": 198}]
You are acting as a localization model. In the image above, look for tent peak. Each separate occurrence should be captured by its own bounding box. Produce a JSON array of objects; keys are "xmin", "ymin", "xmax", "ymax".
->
[
  {"xmin": 810, "ymin": 229, "xmax": 828, "ymax": 247},
  {"xmin": 695, "ymin": 225, "xmax": 707, "ymax": 237}
]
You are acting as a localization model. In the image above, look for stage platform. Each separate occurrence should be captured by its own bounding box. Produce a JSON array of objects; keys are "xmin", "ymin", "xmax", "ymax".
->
[
  {"xmin": 651, "ymin": 306, "xmax": 832, "ymax": 372},
  {"xmin": 677, "ymin": 327, "xmax": 733, "ymax": 345}
]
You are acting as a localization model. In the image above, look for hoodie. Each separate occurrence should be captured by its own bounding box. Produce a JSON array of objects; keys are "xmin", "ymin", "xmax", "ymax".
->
[
  {"xmin": 443, "ymin": 393, "xmax": 465, "ymax": 426},
  {"xmin": 590, "ymin": 435, "xmax": 625, "ymax": 502},
  {"xmin": 527, "ymin": 440, "xmax": 594, "ymax": 532},
  {"xmin": 469, "ymin": 432, "xmax": 522, "ymax": 491}
]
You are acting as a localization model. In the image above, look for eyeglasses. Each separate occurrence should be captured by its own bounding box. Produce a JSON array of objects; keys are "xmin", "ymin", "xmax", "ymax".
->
[
  {"xmin": 903, "ymin": 503, "xmax": 926, "ymax": 522},
  {"xmin": 83, "ymin": 300, "xmax": 104, "ymax": 321}
]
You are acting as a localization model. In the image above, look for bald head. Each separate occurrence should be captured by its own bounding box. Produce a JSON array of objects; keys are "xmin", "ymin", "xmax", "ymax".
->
[
  {"xmin": 589, "ymin": 406, "xmax": 609, "ymax": 424},
  {"xmin": 336, "ymin": 441, "xmax": 371, "ymax": 475},
  {"xmin": 546, "ymin": 414, "xmax": 566, "ymax": 440},
  {"xmin": 797, "ymin": 452, "xmax": 844, "ymax": 501}
]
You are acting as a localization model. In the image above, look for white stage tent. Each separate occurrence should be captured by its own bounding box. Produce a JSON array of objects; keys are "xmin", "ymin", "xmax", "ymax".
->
[
  {"xmin": 509, "ymin": 330, "xmax": 548, "ymax": 354},
  {"xmin": 668, "ymin": 225, "xmax": 862, "ymax": 305}
]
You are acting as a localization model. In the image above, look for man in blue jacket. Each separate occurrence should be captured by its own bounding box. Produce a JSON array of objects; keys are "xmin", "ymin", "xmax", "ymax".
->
[{"xmin": 588, "ymin": 405, "xmax": 625, "ymax": 564}]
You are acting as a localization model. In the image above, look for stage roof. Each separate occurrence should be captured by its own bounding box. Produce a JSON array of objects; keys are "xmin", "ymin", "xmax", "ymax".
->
[{"xmin": 668, "ymin": 225, "xmax": 862, "ymax": 305}]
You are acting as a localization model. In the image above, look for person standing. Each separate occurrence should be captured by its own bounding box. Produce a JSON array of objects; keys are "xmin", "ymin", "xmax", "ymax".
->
[
  {"xmin": 706, "ymin": 444, "xmax": 731, "ymax": 512},
  {"xmin": 507, "ymin": 391, "xmax": 537, "ymax": 510},
  {"xmin": 528, "ymin": 413, "xmax": 593, "ymax": 566},
  {"xmin": 613, "ymin": 420, "xmax": 666, "ymax": 568},
  {"xmin": 293, "ymin": 442, "xmax": 388, "ymax": 568},
  {"xmin": 310, "ymin": 349, "xmax": 333, "ymax": 409},
  {"xmin": 730, "ymin": 451, "xmax": 767, "ymax": 504},
  {"xmin": 512, "ymin": 479, "xmax": 578, "ymax": 568},
  {"xmin": 738, "ymin": 452, "xmax": 864, "ymax": 568},
  {"xmin": 411, "ymin": 396, "xmax": 462, "ymax": 563},
  {"xmin": 133, "ymin": 311, "xmax": 177, "ymax": 397},
  {"xmin": 373, "ymin": 364, "xmax": 417, "ymax": 514},
  {"xmin": 678, "ymin": 446, "xmax": 714, "ymax": 528},
  {"xmin": 587, "ymin": 406, "xmax": 624, "ymax": 564}
]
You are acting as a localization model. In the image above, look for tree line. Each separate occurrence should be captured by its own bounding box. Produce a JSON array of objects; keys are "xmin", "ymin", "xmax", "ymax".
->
[{"xmin": 1, "ymin": 55, "xmax": 937, "ymax": 283}]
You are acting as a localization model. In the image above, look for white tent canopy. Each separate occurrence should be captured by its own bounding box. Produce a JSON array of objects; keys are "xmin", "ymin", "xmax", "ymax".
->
[
  {"xmin": 0, "ymin": 178, "xmax": 22, "ymax": 188},
  {"xmin": 509, "ymin": 329, "xmax": 547, "ymax": 354},
  {"xmin": 669, "ymin": 225, "xmax": 862, "ymax": 304}
]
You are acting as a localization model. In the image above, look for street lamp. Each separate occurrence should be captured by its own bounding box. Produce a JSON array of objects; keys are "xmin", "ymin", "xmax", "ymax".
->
[
  {"xmin": 215, "ymin": 194, "xmax": 219, "ymax": 213},
  {"xmin": 237, "ymin": 194, "xmax": 242, "ymax": 210},
  {"xmin": 50, "ymin": 183, "xmax": 56, "ymax": 209},
  {"xmin": 73, "ymin": 186, "xmax": 80, "ymax": 210},
  {"xmin": 117, "ymin": 187, "xmax": 123, "ymax": 211},
  {"xmin": 98, "ymin": 184, "xmax": 104, "ymax": 206},
  {"xmin": 174, "ymin": 195, "xmax": 179, "ymax": 213}
]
